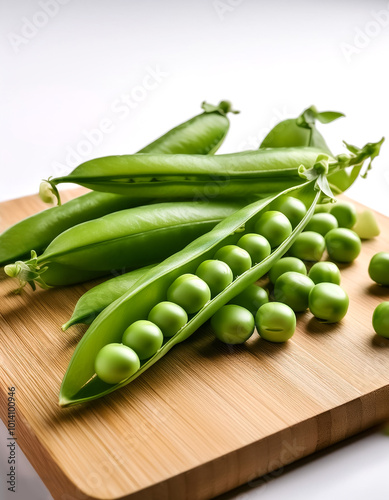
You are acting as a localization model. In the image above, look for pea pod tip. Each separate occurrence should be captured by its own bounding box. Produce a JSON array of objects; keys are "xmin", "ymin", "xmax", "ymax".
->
[{"xmin": 39, "ymin": 179, "xmax": 61, "ymax": 206}]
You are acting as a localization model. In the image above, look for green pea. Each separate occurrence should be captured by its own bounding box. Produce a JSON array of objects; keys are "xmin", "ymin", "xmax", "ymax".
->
[
  {"xmin": 254, "ymin": 210, "xmax": 292, "ymax": 248},
  {"xmin": 237, "ymin": 233, "xmax": 271, "ymax": 264},
  {"xmin": 122, "ymin": 320, "xmax": 163, "ymax": 360},
  {"xmin": 271, "ymin": 196, "xmax": 307, "ymax": 228},
  {"xmin": 195, "ymin": 259, "xmax": 233, "ymax": 297},
  {"xmin": 372, "ymin": 302, "xmax": 389, "ymax": 338},
  {"xmin": 229, "ymin": 285, "xmax": 268, "ymax": 314},
  {"xmin": 214, "ymin": 245, "xmax": 252, "ymax": 278},
  {"xmin": 167, "ymin": 274, "xmax": 211, "ymax": 314},
  {"xmin": 304, "ymin": 213, "xmax": 338, "ymax": 236},
  {"xmin": 255, "ymin": 302, "xmax": 296, "ymax": 342},
  {"xmin": 274, "ymin": 271, "xmax": 315, "ymax": 312},
  {"xmin": 211, "ymin": 305, "xmax": 255, "ymax": 344},
  {"xmin": 289, "ymin": 231, "xmax": 325, "ymax": 261},
  {"xmin": 268, "ymin": 256, "xmax": 307, "ymax": 284},
  {"xmin": 94, "ymin": 343, "xmax": 140, "ymax": 384},
  {"xmin": 352, "ymin": 210, "xmax": 380, "ymax": 239},
  {"xmin": 314, "ymin": 204, "xmax": 331, "ymax": 214},
  {"xmin": 330, "ymin": 201, "xmax": 357, "ymax": 228},
  {"xmin": 148, "ymin": 301, "xmax": 188, "ymax": 338},
  {"xmin": 325, "ymin": 228, "xmax": 361, "ymax": 263},
  {"xmin": 368, "ymin": 252, "xmax": 389, "ymax": 286},
  {"xmin": 308, "ymin": 283, "xmax": 349, "ymax": 323},
  {"xmin": 308, "ymin": 262, "xmax": 341, "ymax": 285}
]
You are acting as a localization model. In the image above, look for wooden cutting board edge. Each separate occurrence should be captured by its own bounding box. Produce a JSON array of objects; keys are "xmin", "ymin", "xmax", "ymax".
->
[{"xmin": 1, "ymin": 379, "xmax": 388, "ymax": 500}]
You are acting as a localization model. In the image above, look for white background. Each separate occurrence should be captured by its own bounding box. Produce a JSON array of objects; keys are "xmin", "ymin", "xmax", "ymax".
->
[{"xmin": 1, "ymin": 0, "xmax": 389, "ymax": 499}]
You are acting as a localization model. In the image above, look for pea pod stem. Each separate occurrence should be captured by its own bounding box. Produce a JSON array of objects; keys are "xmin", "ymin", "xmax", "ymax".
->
[
  {"xmin": 0, "ymin": 100, "xmax": 234, "ymax": 266},
  {"xmin": 43, "ymin": 140, "xmax": 382, "ymax": 203},
  {"xmin": 59, "ymin": 175, "xmax": 324, "ymax": 407}
]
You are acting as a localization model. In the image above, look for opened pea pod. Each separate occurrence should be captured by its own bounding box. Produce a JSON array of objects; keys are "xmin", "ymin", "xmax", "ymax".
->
[
  {"xmin": 59, "ymin": 162, "xmax": 327, "ymax": 407},
  {"xmin": 0, "ymin": 100, "xmax": 234, "ymax": 266}
]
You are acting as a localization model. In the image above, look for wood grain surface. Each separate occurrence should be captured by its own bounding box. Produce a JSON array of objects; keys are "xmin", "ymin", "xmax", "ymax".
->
[{"xmin": 0, "ymin": 190, "xmax": 389, "ymax": 500}]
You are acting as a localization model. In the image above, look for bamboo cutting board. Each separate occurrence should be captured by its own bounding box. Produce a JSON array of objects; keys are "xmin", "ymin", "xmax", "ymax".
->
[{"xmin": 0, "ymin": 189, "xmax": 389, "ymax": 500}]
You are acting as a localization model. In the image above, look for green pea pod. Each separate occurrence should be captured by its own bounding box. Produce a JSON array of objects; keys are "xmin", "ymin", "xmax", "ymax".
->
[
  {"xmin": 59, "ymin": 168, "xmax": 326, "ymax": 407},
  {"xmin": 4, "ymin": 201, "xmax": 243, "ymax": 291},
  {"xmin": 62, "ymin": 265, "xmax": 155, "ymax": 330},
  {"xmin": 41, "ymin": 140, "xmax": 382, "ymax": 204},
  {"xmin": 0, "ymin": 100, "xmax": 234, "ymax": 266},
  {"xmin": 259, "ymin": 106, "xmax": 384, "ymax": 194},
  {"xmin": 260, "ymin": 105, "xmax": 344, "ymax": 154}
]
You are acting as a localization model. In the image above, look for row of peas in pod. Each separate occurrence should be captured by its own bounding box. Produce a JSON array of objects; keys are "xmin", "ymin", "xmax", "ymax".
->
[{"xmin": 94, "ymin": 195, "xmax": 312, "ymax": 384}]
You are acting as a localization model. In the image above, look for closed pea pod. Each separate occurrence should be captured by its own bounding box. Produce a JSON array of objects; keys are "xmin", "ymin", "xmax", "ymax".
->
[
  {"xmin": 41, "ymin": 141, "xmax": 382, "ymax": 205},
  {"xmin": 0, "ymin": 100, "xmax": 234, "ymax": 266},
  {"xmin": 59, "ymin": 174, "xmax": 324, "ymax": 407},
  {"xmin": 259, "ymin": 106, "xmax": 383, "ymax": 196},
  {"xmin": 5, "ymin": 201, "xmax": 242, "ymax": 290}
]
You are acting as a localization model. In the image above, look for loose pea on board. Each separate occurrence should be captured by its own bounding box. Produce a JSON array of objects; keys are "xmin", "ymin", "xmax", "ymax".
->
[
  {"xmin": 330, "ymin": 201, "xmax": 357, "ymax": 228},
  {"xmin": 59, "ymin": 177, "xmax": 323, "ymax": 406},
  {"xmin": 289, "ymin": 231, "xmax": 326, "ymax": 261},
  {"xmin": 274, "ymin": 271, "xmax": 315, "ymax": 312},
  {"xmin": 268, "ymin": 256, "xmax": 307, "ymax": 284},
  {"xmin": 255, "ymin": 302, "xmax": 296, "ymax": 342},
  {"xmin": 372, "ymin": 302, "xmax": 389, "ymax": 338},
  {"xmin": 325, "ymin": 228, "xmax": 361, "ymax": 263},
  {"xmin": 368, "ymin": 252, "xmax": 389, "ymax": 286},
  {"xmin": 308, "ymin": 283, "xmax": 349, "ymax": 323},
  {"xmin": 308, "ymin": 261, "xmax": 341, "ymax": 285}
]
